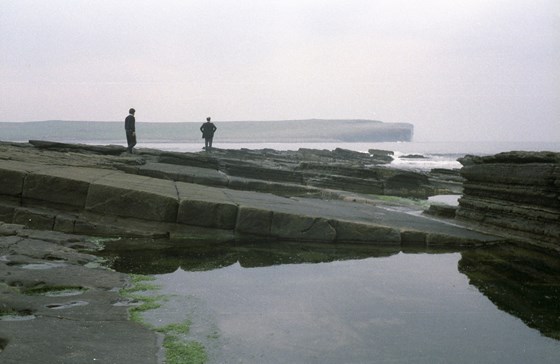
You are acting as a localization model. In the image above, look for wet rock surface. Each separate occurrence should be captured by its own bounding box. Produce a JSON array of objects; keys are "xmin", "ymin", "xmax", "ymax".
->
[
  {"xmin": 0, "ymin": 223, "xmax": 158, "ymax": 364},
  {"xmin": 0, "ymin": 141, "xmax": 492, "ymax": 246},
  {"xmin": 457, "ymin": 151, "xmax": 560, "ymax": 251}
]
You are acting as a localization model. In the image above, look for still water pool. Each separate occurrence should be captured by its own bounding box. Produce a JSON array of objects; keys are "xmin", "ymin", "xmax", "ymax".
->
[{"xmin": 99, "ymin": 241, "xmax": 560, "ymax": 364}]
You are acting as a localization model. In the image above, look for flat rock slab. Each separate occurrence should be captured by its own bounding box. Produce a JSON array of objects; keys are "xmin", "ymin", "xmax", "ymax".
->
[
  {"xmin": 23, "ymin": 166, "xmax": 118, "ymax": 208},
  {"xmin": 1, "ymin": 319, "xmax": 156, "ymax": 364},
  {"xmin": 0, "ymin": 225, "xmax": 158, "ymax": 364},
  {"xmin": 85, "ymin": 172, "xmax": 179, "ymax": 222},
  {"xmin": 0, "ymin": 157, "xmax": 504, "ymax": 246},
  {"xmin": 136, "ymin": 162, "xmax": 229, "ymax": 187}
]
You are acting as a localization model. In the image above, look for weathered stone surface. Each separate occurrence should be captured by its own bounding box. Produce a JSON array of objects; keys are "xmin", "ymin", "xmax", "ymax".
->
[
  {"xmin": 12, "ymin": 207, "xmax": 55, "ymax": 230},
  {"xmin": 222, "ymin": 162, "xmax": 305, "ymax": 184},
  {"xmin": 134, "ymin": 162, "xmax": 229, "ymax": 187},
  {"xmin": 400, "ymin": 230, "xmax": 427, "ymax": 245},
  {"xmin": 0, "ymin": 160, "xmax": 43, "ymax": 196},
  {"xmin": 85, "ymin": 173, "xmax": 179, "ymax": 222},
  {"xmin": 460, "ymin": 163, "xmax": 556, "ymax": 186},
  {"xmin": 0, "ymin": 203, "xmax": 16, "ymax": 223},
  {"xmin": 53, "ymin": 213, "xmax": 77, "ymax": 233},
  {"xmin": 0, "ymin": 141, "xmax": 507, "ymax": 247},
  {"xmin": 462, "ymin": 181, "xmax": 558, "ymax": 208},
  {"xmin": 227, "ymin": 176, "xmax": 320, "ymax": 197},
  {"xmin": 236, "ymin": 206, "xmax": 273, "ymax": 236},
  {"xmin": 305, "ymin": 174, "xmax": 385, "ymax": 195},
  {"xmin": 23, "ymin": 167, "xmax": 116, "ymax": 209},
  {"xmin": 425, "ymin": 233, "xmax": 486, "ymax": 247},
  {"xmin": 425, "ymin": 204, "xmax": 457, "ymax": 218},
  {"xmin": 176, "ymin": 182, "xmax": 238, "ymax": 229},
  {"xmin": 457, "ymin": 152, "xmax": 560, "ymax": 249},
  {"xmin": 333, "ymin": 220, "xmax": 401, "ymax": 244},
  {"xmin": 270, "ymin": 213, "xmax": 336, "ymax": 241},
  {"xmin": 29, "ymin": 139, "xmax": 127, "ymax": 155},
  {"xmin": 428, "ymin": 168, "xmax": 464, "ymax": 195},
  {"xmin": 207, "ymin": 147, "xmax": 432, "ymax": 198},
  {"xmin": 384, "ymin": 171, "xmax": 432, "ymax": 198},
  {"xmin": 0, "ymin": 226, "xmax": 158, "ymax": 364},
  {"xmin": 459, "ymin": 151, "xmax": 560, "ymax": 165}
]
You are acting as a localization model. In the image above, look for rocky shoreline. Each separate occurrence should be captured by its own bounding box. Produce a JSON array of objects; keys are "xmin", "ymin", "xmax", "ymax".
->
[
  {"xmin": 0, "ymin": 141, "xmax": 488, "ymax": 245},
  {"xmin": 1, "ymin": 141, "xmax": 558, "ymax": 362},
  {"xmin": 0, "ymin": 224, "xmax": 158, "ymax": 363},
  {"xmin": 457, "ymin": 151, "xmax": 560, "ymax": 252}
]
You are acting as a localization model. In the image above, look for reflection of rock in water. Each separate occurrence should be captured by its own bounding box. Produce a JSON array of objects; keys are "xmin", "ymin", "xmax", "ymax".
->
[
  {"xmin": 97, "ymin": 238, "xmax": 403, "ymax": 275},
  {"xmin": 458, "ymin": 245, "xmax": 560, "ymax": 340}
]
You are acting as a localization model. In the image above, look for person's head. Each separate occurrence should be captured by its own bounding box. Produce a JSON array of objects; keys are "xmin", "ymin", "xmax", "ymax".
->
[
  {"xmin": 129, "ymin": 108, "xmax": 136, "ymax": 115},
  {"xmin": 206, "ymin": 117, "xmax": 211, "ymax": 122}
]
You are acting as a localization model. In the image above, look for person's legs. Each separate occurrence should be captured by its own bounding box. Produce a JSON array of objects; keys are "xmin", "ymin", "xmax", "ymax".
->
[
  {"xmin": 126, "ymin": 131, "xmax": 135, "ymax": 153},
  {"xmin": 204, "ymin": 138, "xmax": 209, "ymax": 151},
  {"xmin": 208, "ymin": 137, "xmax": 213, "ymax": 151}
]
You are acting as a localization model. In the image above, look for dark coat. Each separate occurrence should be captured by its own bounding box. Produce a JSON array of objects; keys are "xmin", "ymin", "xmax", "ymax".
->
[
  {"xmin": 200, "ymin": 122, "xmax": 217, "ymax": 139},
  {"xmin": 125, "ymin": 114, "xmax": 135, "ymax": 132}
]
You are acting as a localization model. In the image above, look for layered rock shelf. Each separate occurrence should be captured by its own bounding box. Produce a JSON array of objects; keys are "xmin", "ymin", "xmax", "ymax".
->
[
  {"xmin": 457, "ymin": 151, "xmax": 560, "ymax": 251},
  {"xmin": 0, "ymin": 141, "xmax": 497, "ymax": 247}
]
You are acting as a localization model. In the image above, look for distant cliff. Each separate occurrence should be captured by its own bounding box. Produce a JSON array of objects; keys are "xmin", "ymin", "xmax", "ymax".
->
[{"xmin": 0, "ymin": 119, "xmax": 413, "ymax": 143}]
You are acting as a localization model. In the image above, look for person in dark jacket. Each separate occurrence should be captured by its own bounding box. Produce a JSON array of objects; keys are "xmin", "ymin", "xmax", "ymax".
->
[
  {"xmin": 200, "ymin": 116, "xmax": 217, "ymax": 151},
  {"xmin": 125, "ymin": 108, "xmax": 136, "ymax": 153}
]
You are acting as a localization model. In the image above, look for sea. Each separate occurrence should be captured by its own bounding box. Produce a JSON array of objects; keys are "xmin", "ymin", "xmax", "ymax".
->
[{"xmin": 78, "ymin": 139, "xmax": 559, "ymax": 171}]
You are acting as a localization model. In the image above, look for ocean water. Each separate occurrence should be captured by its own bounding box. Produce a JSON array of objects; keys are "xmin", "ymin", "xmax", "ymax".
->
[{"xmin": 88, "ymin": 139, "xmax": 560, "ymax": 171}]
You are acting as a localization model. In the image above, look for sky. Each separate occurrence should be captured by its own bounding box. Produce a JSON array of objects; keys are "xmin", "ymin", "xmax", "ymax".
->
[{"xmin": 1, "ymin": 0, "xmax": 559, "ymax": 142}]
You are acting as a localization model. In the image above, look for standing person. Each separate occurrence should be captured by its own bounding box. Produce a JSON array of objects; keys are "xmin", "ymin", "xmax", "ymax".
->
[
  {"xmin": 200, "ymin": 116, "xmax": 217, "ymax": 151},
  {"xmin": 125, "ymin": 108, "xmax": 136, "ymax": 153}
]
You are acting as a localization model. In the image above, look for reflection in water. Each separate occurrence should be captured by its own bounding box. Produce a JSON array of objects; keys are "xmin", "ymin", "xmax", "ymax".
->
[
  {"xmin": 459, "ymin": 245, "xmax": 560, "ymax": 340},
  {"xmin": 98, "ymin": 239, "xmax": 560, "ymax": 363},
  {"xmin": 98, "ymin": 239, "xmax": 407, "ymax": 274}
]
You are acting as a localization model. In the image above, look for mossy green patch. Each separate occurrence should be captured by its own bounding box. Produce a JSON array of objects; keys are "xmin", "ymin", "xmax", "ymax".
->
[
  {"xmin": 119, "ymin": 273, "xmax": 208, "ymax": 363},
  {"xmin": 156, "ymin": 320, "xmax": 192, "ymax": 336},
  {"xmin": 123, "ymin": 282, "xmax": 160, "ymax": 292},
  {"xmin": 0, "ymin": 308, "xmax": 18, "ymax": 316},
  {"xmin": 128, "ymin": 297, "xmax": 166, "ymax": 324},
  {"xmin": 120, "ymin": 274, "xmax": 165, "ymax": 325},
  {"xmin": 120, "ymin": 291, "xmax": 168, "ymax": 325},
  {"xmin": 163, "ymin": 336, "xmax": 207, "ymax": 364},
  {"xmin": 0, "ymin": 282, "xmax": 20, "ymax": 294},
  {"xmin": 121, "ymin": 274, "xmax": 160, "ymax": 294},
  {"xmin": 130, "ymin": 274, "xmax": 156, "ymax": 283}
]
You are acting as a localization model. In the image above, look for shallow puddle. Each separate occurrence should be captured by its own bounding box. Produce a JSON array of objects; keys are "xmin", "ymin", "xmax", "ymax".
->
[
  {"xmin": 19, "ymin": 262, "xmax": 67, "ymax": 270},
  {"xmin": 46, "ymin": 301, "xmax": 89, "ymax": 310},
  {"xmin": 42, "ymin": 288, "xmax": 87, "ymax": 297},
  {"xmin": 0, "ymin": 314, "xmax": 36, "ymax": 322},
  {"xmin": 98, "ymin": 240, "xmax": 560, "ymax": 364}
]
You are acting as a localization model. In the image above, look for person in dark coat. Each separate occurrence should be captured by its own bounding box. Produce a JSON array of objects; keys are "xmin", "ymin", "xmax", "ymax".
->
[
  {"xmin": 200, "ymin": 116, "xmax": 217, "ymax": 151},
  {"xmin": 125, "ymin": 108, "xmax": 136, "ymax": 153}
]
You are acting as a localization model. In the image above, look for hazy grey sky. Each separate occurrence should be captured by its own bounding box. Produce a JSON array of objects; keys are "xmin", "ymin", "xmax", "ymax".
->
[{"xmin": 1, "ymin": 0, "xmax": 559, "ymax": 141}]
